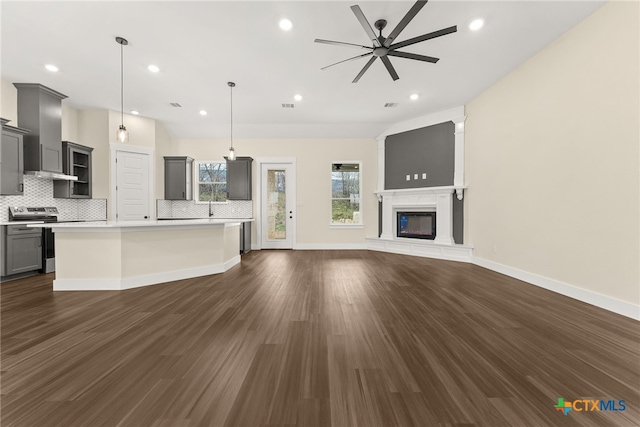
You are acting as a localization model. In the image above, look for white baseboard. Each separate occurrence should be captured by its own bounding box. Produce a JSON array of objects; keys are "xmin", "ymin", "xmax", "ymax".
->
[
  {"xmin": 294, "ymin": 243, "xmax": 367, "ymax": 250},
  {"xmin": 53, "ymin": 256, "xmax": 241, "ymax": 291},
  {"xmin": 366, "ymin": 237, "xmax": 472, "ymax": 262},
  {"xmin": 472, "ymin": 256, "xmax": 639, "ymax": 321}
]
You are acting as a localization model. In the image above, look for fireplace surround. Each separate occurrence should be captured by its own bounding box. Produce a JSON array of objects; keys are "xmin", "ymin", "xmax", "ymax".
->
[{"xmin": 366, "ymin": 186, "xmax": 473, "ymax": 262}]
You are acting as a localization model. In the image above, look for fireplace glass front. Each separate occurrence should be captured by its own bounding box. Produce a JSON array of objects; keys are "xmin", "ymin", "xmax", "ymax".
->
[{"xmin": 397, "ymin": 212, "xmax": 436, "ymax": 240}]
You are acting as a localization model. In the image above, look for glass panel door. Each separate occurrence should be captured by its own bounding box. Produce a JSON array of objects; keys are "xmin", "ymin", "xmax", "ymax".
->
[
  {"xmin": 266, "ymin": 169, "xmax": 286, "ymax": 240},
  {"xmin": 261, "ymin": 163, "xmax": 295, "ymax": 249}
]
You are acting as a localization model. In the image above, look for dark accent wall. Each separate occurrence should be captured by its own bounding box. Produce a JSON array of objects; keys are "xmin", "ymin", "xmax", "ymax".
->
[
  {"xmin": 385, "ymin": 121, "xmax": 454, "ymax": 189},
  {"xmin": 384, "ymin": 121, "xmax": 463, "ymax": 244}
]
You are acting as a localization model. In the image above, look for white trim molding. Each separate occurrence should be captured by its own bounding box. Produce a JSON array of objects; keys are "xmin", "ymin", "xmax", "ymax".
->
[
  {"xmin": 295, "ymin": 243, "xmax": 367, "ymax": 250},
  {"xmin": 472, "ymin": 256, "xmax": 640, "ymax": 321},
  {"xmin": 366, "ymin": 238, "xmax": 472, "ymax": 262}
]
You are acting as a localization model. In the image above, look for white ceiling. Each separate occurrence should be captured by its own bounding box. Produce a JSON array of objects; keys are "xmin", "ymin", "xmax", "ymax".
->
[{"xmin": 1, "ymin": 1, "xmax": 605, "ymax": 139}]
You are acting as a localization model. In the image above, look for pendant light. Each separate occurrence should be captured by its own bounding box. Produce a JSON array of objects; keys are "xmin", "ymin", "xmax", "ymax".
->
[
  {"xmin": 116, "ymin": 36, "xmax": 129, "ymax": 143},
  {"xmin": 227, "ymin": 81, "xmax": 236, "ymax": 160}
]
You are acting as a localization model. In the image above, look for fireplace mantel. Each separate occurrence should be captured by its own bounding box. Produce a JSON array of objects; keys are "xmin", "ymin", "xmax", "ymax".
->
[{"xmin": 375, "ymin": 186, "xmax": 466, "ymax": 201}]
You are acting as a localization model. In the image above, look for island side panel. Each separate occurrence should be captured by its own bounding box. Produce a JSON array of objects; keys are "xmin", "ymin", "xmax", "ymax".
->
[
  {"xmin": 54, "ymin": 231, "xmax": 123, "ymax": 290},
  {"xmin": 223, "ymin": 224, "xmax": 241, "ymax": 265}
]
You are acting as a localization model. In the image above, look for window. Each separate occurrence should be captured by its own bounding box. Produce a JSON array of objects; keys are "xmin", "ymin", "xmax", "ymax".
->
[
  {"xmin": 331, "ymin": 162, "xmax": 361, "ymax": 225},
  {"xmin": 196, "ymin": 161, "xmax": 227, "ymax": 202}
]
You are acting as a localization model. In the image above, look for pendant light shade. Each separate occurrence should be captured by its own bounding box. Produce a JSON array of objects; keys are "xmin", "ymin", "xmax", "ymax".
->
[
  {"xmin": 227, "ymin": 81, "xmax": 236, "ymax": 160},
  {"xmin": 116, "ymin": 36, "xmax": 129, "ymax": 143}
]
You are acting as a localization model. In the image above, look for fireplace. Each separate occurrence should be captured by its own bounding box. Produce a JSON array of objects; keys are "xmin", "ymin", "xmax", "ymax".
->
[{"xmin": 397, "ymin": 211, "xmax": 436, "ymax": 240}]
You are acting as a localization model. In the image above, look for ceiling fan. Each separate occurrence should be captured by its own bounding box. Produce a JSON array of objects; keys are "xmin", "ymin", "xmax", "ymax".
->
[{"xmin": 315, "ymin": 0, "xmax": 457, "ymax": 83}]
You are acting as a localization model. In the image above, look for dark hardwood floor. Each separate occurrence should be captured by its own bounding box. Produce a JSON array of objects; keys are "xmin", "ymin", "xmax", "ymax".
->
[{"xmin": 1, "ymin": 250, "xmax": 639, "ymax": 426}]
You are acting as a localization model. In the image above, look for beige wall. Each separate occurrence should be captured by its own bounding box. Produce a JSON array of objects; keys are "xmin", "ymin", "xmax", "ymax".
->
[
  {"xmin": 465, "ymin": 2, "xmax": 639, "ymax": 304},
  {"xmin": 154, "ymin": 120, "xmax": 172, "ymax": 200},
  {"xmin": 61, "ymin": 104, "xmax": 78, "ymax": 142},
  {"xmin": 1, "ymin": 79, "xmax": 18, "ymax": 123},
  {"xmin": 171, "ymin": 137, "xmax": 378, "ymax": 246},
  {"xmin": 77, "ymin": 109, "xmax": 110, "ymax": 199}
]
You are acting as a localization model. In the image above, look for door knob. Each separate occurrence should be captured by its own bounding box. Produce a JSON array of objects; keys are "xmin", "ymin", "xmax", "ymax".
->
[{"xmin": 144, "ymin": 216, "xmax": 148, "ymax": 219}]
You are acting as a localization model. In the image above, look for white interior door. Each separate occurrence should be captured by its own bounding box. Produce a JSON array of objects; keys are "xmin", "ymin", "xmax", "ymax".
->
[
  {"xmin": 261, "ymin": 163, "xmax": 295, "ymax": 249},
  {"xmin": 116, "ymin": 150, "xmax": 150, "ymax": 221}
]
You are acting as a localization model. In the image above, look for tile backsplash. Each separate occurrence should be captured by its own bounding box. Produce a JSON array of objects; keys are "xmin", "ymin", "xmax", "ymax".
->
[
  {"xmin": 157, "ymin": 199, "xmax": 252, "ymax": 219},
  {"xmin": 0, "ymin": 175, "xmax": 107, "ymax": 222}
]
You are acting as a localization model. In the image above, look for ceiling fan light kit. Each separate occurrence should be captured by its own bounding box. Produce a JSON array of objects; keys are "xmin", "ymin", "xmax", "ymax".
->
[{"xmin": 315, "ymin": 0, "xmax": 457, "ymax": 83}]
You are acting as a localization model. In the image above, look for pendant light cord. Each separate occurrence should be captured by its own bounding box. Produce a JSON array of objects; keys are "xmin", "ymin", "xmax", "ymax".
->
[
  {"xmin": 120, "ymin": 42, "xmax": 124, "ymax": 126},
  {"xmin": 230, "ymin": 84, "xmax": 233, "ymax": 150}
]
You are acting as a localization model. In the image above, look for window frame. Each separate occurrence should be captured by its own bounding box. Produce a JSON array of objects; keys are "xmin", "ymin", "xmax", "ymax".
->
[
  {"xmin": 194, "ymin": 160, "xmax": 229, "ymax": 204},
  {"xmin": 330, "ymin": 160, "xmax": 363, "ymax": 228}
]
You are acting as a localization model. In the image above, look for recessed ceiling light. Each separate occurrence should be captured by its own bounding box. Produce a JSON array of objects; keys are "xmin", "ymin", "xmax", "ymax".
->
[
  {"xmin": 148, "ymin": 64, "xmax": 160, "ymax": 73},
  {"xmin": 199, "ymin": 110, "xmax": 207, "ymax": 116},
  {"xmin": 294, "ymin": 94, "xmax": 302, "ymax": 101},
  {"xmin": 45, "ymin": 64, "xmax": 59, "ymax": 72},
  {"xmin": 279, "ymin": 18, "xmax": 293, "ymax": 31},
  {"xmin": 469, "ymin": 19, "xmax": 484, "ymax": 31},
  {"xmin": 410, "ymin": 94, "xmax": 419, "ymax": 101},
  {"xmin": 131, "ymin": 110, "xmax": 139, "ymax": 115}
]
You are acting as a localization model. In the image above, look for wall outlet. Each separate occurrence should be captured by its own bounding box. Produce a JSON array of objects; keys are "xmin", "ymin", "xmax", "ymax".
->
[
  {"xmin": 422, "ymin": 173, "xmax": 427, "ymax": 179},
  {"xmin": 406, "ymin": 175, "xmax": 411, "ymax": 181},
  {"xmin": 414, "ymin": 174, "xmax": 418, "ymax": 180}
]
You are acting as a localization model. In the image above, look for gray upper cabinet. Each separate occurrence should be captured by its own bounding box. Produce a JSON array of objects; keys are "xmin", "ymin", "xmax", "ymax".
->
[
  {"xmin": 164, "ymin": 156, "xmax": 194, "ymax": 200},
  {"xmin": 54, "ymin": 141, "xmax": 93, "ymax": 199},
  {"xmin": 1, "ymin": 119, "xmax": 29, "ymax": 196},
  {"xmin": 14, "ymin": 83, "xmax": 68, "ymax": 173},
  {"xmin": 226, "ymin": 156, "xmax": 253, "ymax": 200}
]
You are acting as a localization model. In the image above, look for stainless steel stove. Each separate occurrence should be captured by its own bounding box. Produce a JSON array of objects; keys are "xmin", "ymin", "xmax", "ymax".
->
[
  {"xmin": 9, "ymin": 206, "xmax": 59, "ymax": 222},
  {"xmin": 9, "ymin": 206, "xmax": 59, "ymax": 273}
]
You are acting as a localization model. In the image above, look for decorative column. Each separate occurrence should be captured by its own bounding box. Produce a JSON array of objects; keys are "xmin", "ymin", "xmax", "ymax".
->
[
  {"xmin": 434, "ymin": 191, "xmax": 455, "ymax": 245},
  {"xmin": 379, "ymin": 193, "xmax": 394, "ymax": 240}
]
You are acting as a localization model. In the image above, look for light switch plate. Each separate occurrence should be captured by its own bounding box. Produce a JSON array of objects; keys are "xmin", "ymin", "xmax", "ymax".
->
[
  {"xmin": 414, "ymin": 174, "xmax": 418, "ymax": 180},
  {"xmin": 422, "ymin": 173, "xmax": 427, "ymax": 179},
  {"xmin": 406, "ymin": 175, "xmax": 411, "ymax": 181}
]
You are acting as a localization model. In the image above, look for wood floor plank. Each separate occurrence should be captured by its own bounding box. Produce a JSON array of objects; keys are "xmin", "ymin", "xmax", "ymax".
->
[{"xmin": 1, "ymin": 250, "xmax": 638, "ymax": 426}]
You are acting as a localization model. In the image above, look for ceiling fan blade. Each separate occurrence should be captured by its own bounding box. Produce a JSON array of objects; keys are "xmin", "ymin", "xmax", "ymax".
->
[
  {"xmin": 314, "ymin": 39, "xmax": 373, "ymax": 50},
  {"xmin": 351, "ymin": 5, "xmax": 382, "ymax": 48},
  {"xmin": 387, "ymin": 50, "xmax": 439, "ymax": 63},
  {"xmin": 380, "ymin": 56, "xmax": 399, "ymax": 81},
  {"xmin": 352, "ymin": 56, "xmax": 377, "ymax": 83},
  {"xmin": 321, "ymin": 52, "xmax": 373, "ymax": 70},
  {"xmin": 389, "ymin": 25, "xmax": 457, "ymax": 50},
  {"xmin": 383, "ymin": 0, "xmax": 428, "ymax": 48}
]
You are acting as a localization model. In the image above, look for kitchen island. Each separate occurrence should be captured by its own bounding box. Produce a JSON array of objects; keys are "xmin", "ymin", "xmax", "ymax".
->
[{"xmin": 29, "ymin": 219, "xmax": 249, "ymax": 291}]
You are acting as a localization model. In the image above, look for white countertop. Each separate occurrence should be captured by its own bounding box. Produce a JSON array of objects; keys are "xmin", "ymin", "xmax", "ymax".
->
[{"xmin": 27, "ymin": 218, "xmax": 253, "ymax": 231}]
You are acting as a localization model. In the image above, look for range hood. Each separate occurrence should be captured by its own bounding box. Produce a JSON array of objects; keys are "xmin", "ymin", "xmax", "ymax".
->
[
  {"xmin": 25, "ymin": 170, "xmax": 78, "ymax": 181},
  {"xmin": 14, "ymin": 83, "xmax": 77, "ymax": 181}
]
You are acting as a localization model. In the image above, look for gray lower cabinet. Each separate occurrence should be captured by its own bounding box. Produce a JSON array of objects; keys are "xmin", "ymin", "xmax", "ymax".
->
[
  {"xmin": 3, "ymin": 225, "xmax": 42, "ymax": 276},
  {"xmin": 1, "ymin": 119, "xmax": 29, "ymax": 196},
  {"xmin": 164, "ymin": 156, "xmax": 194, "ymax": 200},
  {"xmin": 54, "ymin": 141, "xmax": 93, "ymax": 198},
  {"xmin": 226, "ymin": 156, "xmax": 253, "ymax": 200}
]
